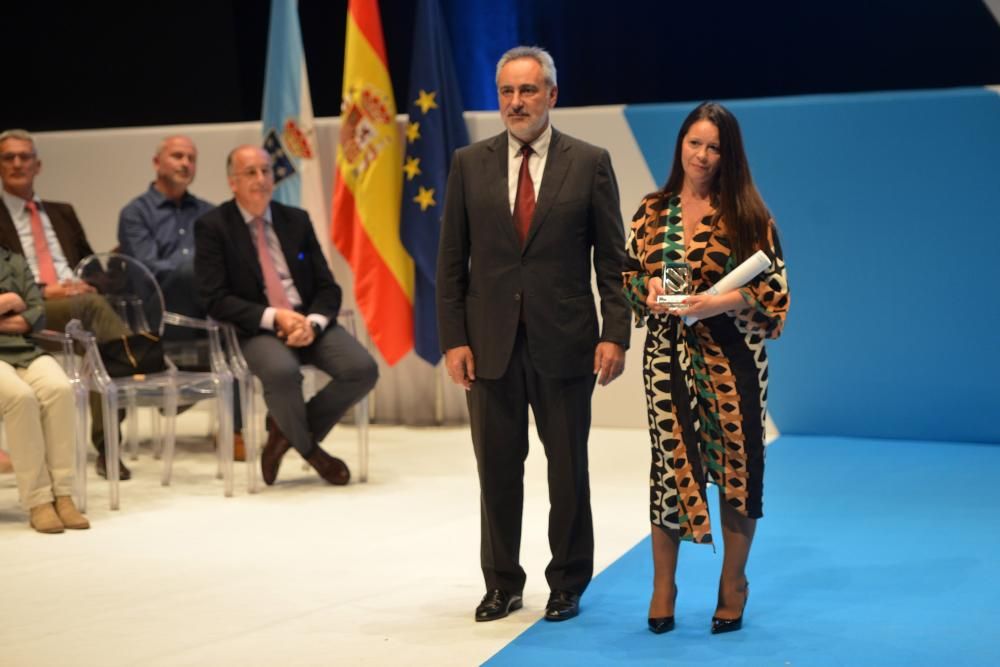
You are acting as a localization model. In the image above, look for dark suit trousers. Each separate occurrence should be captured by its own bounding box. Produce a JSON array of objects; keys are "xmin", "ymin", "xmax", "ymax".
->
[
  {"xmin": 240, "ymin": 324, "xmax": 377, "ymax": 456},
  {"xmin": 467, "ymin": 324, "xmax": 596, "ymax": 596}
]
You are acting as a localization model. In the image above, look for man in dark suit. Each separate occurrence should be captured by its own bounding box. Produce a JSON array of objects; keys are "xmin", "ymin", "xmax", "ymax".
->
[
  {"xmin": 436, "ymin": 46, "xmax": 630, "ymax": 622},
  {"xmin": 0, "ymin": 128, "xmax": 130, "ymax": 480},
  {"xmin": 195, "ymin": 145, "xmax": 377, "ymax": 486}
]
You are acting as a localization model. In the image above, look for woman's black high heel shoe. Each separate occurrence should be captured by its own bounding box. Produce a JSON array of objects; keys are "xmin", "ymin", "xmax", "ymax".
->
[
  {"xmin": 711, "ymin": 582, "xmax": 748, "ymax": 634},
  {"xmin": 648, "ymin": 615, "xmax": 675, "ymax": 634},
  {"xmin": 648, "ymin": 586, "xmax": 678, "ymax": 634}
]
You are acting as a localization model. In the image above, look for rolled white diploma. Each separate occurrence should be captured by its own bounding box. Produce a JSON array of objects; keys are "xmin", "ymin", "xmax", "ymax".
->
[{"xmin": 683, "ymin": 249, "xmax": 772, "ymax": 325}]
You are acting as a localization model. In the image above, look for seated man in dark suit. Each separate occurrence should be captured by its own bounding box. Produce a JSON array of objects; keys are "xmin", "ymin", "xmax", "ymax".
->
[
  {"xmin": 194, "ymin": 145, "xmax": 377, "ymax": 486},
  {"xmin": 0, "ymin": 128, "xmax": 130, "ymax": 480}
]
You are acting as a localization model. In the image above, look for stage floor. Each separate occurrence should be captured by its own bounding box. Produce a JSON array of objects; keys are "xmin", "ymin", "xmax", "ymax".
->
[
  {"xmin": 0, "ymin": 414, "xmax": 650, "ymax": 666},
  {"xmin": 3, "ymin": 418, "xmax": 996, "ymax": 666}
]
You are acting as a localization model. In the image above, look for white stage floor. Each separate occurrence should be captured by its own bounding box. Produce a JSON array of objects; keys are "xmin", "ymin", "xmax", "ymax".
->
[{"xmin": 0, "ymin": 412, "xmax": 652, "ymax": 666}]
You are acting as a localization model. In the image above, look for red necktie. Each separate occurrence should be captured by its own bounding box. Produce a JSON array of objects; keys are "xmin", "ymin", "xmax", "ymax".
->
[
  {"xmin": 252, "ymin": 217, "xmax": 292, "ymax": 310},
  {"xmin": 513, "ymin": 144, "xmax": 535, "ymax": 246},
  {"xmin": 25, "ymin": 200, "xmax": 59, "ymax": 285}
]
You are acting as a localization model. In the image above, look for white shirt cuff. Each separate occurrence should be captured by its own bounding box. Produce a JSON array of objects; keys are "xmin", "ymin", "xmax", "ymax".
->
[
  {"xmin": 260, "ymin": 307, "xmax": 277, "ymax": 331},
  {"xmin": 307, "ymin": 314, "xmax": 329, "ymax": 331}
]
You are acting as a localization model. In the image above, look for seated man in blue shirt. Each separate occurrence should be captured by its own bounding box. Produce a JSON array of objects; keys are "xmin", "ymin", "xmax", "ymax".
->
[
  {"xmin": 119, "ymin": 136, "xmax": 213, "ymax": 327},
  {"xmin": 118, "ymin": 136, "xmax": 245, "ymax": 459}
]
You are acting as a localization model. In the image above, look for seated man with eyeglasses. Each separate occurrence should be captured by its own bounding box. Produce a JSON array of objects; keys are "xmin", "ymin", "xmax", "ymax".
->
[{"xmin": 0, "ymin": 128, "xmax": 130, "ymax": 480}]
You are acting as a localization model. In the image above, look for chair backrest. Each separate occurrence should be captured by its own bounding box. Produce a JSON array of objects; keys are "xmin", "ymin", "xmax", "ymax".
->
[{"xmin": 74, "ymin": 252, "xmax": 166, "ymax": 338}]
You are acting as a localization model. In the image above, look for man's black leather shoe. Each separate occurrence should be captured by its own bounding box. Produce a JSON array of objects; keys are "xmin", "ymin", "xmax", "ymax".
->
[
  {"xmin": 475, "ymin": 589, "xmax": 523, "ymax": 622},
  {"xmin": 544, "ymin": 591, "xmax": 580, "ymax": 622}
]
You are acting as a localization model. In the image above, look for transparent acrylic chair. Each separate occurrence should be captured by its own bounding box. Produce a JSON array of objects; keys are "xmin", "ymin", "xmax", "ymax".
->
[
  {"xmin": 222, "ymin": 309, "xmax": 370, "ymax": 493},
  {"xmin": 70, "ymin": 252, "xmax": 235, "ymax": 510}
]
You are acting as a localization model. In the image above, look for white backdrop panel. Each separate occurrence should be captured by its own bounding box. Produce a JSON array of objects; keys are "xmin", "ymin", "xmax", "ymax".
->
[{"xmin": 30, "ymin": 107, "xmax": 655, "ymax": 428}]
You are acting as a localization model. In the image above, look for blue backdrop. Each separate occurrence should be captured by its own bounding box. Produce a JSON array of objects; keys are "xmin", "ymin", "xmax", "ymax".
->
[{"xmin": 624, "ymin": 88, "xmax": 1000, "ymax": 443}]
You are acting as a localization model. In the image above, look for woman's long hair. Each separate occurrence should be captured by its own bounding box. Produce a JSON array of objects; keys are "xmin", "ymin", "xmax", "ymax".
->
[{"xmin": 658, "ymin": 102, "xmax": 771, "ymax": 264}]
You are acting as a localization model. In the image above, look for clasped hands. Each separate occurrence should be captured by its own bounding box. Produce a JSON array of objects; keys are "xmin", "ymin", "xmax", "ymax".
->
[
  {"xmin": 274, "ymin": 308, "xmax": 316, "ymax": 348},
  {"xmin": 0, "ymin": 290, "xmax": 27, "ymax": 315},
  {"xmin": 0, "ymin": 291, "xmax": 29, "ymax": 334}
]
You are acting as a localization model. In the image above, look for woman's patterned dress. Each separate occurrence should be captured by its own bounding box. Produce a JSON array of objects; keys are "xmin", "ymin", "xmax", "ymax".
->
[{"xmin": 623, "ymin": 194, "xmax": 790, "ymax": 544}]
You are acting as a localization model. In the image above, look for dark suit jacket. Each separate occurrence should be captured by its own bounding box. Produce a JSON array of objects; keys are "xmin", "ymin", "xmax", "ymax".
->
[
  {"xmin": 194, "ymin": 199, "xmax": 342, "ymax": 336},
  {"xmin": 0, "ymin": 199, "xmax": 95, "ymax": 272},
  {"xmin": 436, "ymin": 129, "xmax": 630, "ymax": 379}
]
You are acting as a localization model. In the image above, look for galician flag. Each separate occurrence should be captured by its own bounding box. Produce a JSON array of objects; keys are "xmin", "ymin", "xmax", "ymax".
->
[
  {"xmin": 332, "ymin": 0, "xmax": 413, "ymax": 365},
  {"xmin": 261, "ymin": 0, "xmax": 331, "ymax": 261}
]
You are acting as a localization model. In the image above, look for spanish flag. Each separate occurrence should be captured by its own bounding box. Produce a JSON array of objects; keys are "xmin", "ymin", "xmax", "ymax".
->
[{"xmin": 332, "ymin": 0, "xmax": 413, "ymax": 365}]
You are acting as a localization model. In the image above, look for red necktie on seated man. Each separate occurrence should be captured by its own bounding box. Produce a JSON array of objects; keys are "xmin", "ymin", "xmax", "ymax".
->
[
  {"xmin": 252, "ymin": 216, "xmax": 293, "ymax": 310},
  {"xmin": 25, "ymin": 200, "xmax": 59, "ymax": 285},
  {"xmin": 513, "ymin": 144, "xmax": 535, "ymax": 246}
]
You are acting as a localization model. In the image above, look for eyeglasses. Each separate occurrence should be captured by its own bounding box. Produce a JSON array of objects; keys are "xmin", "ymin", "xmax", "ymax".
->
[{"xmin": 0, "ymin": 151, "xmax": 37, "ymax": 163}]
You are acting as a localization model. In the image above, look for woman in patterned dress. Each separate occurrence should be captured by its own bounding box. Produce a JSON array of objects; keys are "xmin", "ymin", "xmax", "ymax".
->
[{"xmin": 622, "ymin": 102, "xmax": 789, "ymax": 634}]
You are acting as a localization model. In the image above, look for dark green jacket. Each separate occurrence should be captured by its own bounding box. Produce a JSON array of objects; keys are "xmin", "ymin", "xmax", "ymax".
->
[{"xmin": 0, "ymin": 247, "xmax": 46, "ymax": 367}]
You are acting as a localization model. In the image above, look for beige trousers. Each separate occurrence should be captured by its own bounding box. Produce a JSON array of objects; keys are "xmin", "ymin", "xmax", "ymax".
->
[{"xmin": 0, "ymin": 355, "xmax": 76, "ymax": 509}]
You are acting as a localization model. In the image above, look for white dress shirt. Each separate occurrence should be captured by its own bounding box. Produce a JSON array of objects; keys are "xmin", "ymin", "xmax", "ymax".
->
[
  {"xmin": 236, "ymin": 203, "xmax": 328, "ymax": 333},
  {"xmin": 2, "ymin": 189, "xmax": 74, "ymax": 283}
]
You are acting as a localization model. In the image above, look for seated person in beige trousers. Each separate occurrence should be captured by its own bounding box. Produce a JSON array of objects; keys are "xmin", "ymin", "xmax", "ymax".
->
[{"xmin": 0, "ymin": 246, "xmax": 89, "ymax": 533}]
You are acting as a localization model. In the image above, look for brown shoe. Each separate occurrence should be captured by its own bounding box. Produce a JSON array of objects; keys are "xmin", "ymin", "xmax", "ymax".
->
[
  {"xmin": 214, "ymin": 431, "xmax": 246, "ymax": 461},
  {"xmin": 233, "ymin": 431, "xmax": 246, "ymax": 462},
  {"xmin": 261, "ymin": 417, "xmax": 291, "ymax": 485},
  {"xmin": 54, "ymin": 496, "xmax": 90, "ymax": 530},
  {"xmin": 305, "ymin": 446, "xmax": 350, "ymax": 486},
  {"xmin": 30, "ymin": 503, "xmax": 64, "ymax": 534}
]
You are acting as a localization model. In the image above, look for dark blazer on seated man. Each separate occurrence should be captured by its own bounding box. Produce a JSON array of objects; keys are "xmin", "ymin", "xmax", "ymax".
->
[
  {"xmin": 195, "ymin": 145, "xmax": 377, "ymax": 488},
  {"xmin": 195, "ymin": 199, "xmax": 341, "ymax": 336},
  {"xmin": 0, "ymin": 200, "xmax": 93, "ymax": 269}
]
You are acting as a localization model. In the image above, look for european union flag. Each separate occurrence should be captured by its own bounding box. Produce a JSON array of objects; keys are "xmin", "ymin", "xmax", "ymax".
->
[{"xmin": 400, "ymin": 0, "xmax": 469, "ymax": 366}]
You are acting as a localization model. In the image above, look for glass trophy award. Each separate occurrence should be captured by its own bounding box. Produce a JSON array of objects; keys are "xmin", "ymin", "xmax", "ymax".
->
[{"xmin": 656, "ymin": 261, "xmax": 692, "ymax": 310}]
